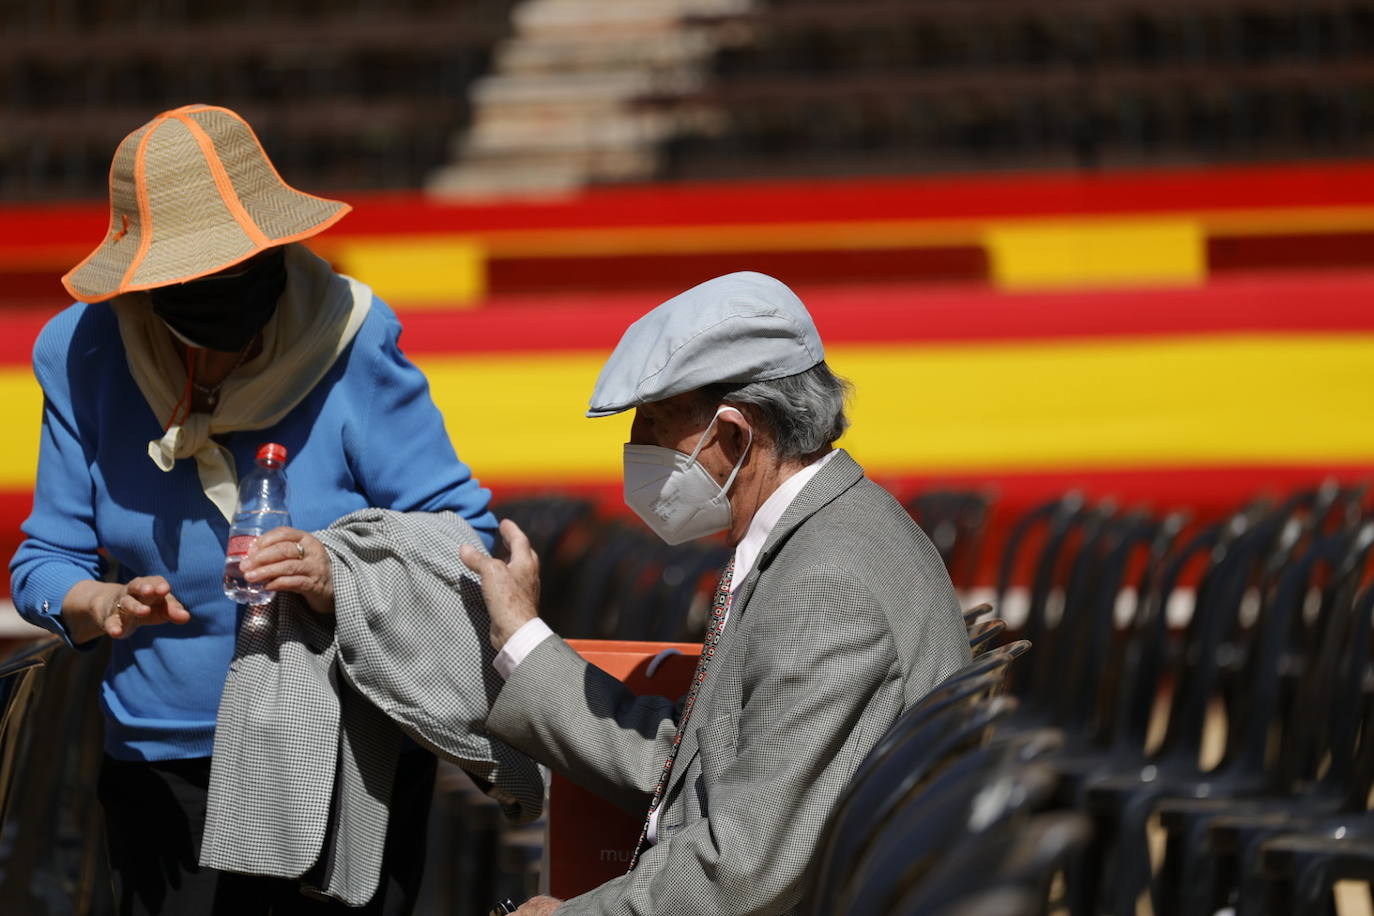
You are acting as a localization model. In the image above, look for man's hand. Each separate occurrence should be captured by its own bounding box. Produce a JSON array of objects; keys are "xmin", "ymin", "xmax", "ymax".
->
[
  {"xmin": 458, "ymin": 519, "xmax": 541, "ymax": 651},
  {"xmin": 514, "ymin": 896, "xmax": 562, "ymax": 915}
]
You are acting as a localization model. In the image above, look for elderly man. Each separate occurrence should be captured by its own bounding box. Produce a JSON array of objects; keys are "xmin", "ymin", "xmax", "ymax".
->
[{"xmin": 460, "ymin": 271, "xmax": 971, "ymax": 915}]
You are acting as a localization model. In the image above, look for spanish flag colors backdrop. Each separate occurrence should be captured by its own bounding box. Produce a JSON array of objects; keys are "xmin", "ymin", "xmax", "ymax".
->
[{"xmin": 2, "ymin": 162, "xmax": 1373, "ymax": 590}]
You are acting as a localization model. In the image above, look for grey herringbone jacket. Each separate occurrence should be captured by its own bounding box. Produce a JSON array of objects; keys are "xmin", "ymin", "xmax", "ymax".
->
[
  {"xmin": 202, "ymin": 509, "xmax": 543, "ymax": 906},
  {"xmin": 488, "ymin": 450, "xmax": 970, "ymax": 916}
]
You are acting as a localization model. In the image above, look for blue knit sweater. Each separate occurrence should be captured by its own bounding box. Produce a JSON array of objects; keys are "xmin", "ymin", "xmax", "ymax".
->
[{"xmin": 9, "ymin": 296, "xmax": 498, "ymax": 761}]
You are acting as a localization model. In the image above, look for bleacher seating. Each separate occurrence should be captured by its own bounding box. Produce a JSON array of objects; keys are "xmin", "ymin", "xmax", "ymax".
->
[
  {"xmin": 0, "ymin": 2, "xmax": 516, "ymax": 200},
  {"xmin": 640, "ymin": 0, "xmax": 1374, "ymax": 182},
  {"xmin": 10, "ymin": 0, "xmax": 1373, "ymax": 199}
]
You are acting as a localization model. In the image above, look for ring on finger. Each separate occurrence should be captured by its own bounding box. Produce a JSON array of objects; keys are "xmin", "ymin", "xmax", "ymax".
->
[{"xmin": 295, "ymin": 542, "xmax": 306, "ymax": 561}]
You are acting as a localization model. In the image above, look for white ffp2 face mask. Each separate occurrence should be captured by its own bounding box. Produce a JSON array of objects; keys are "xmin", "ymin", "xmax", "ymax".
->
[{"xmin": 623, "ymin": 406, "xmax": 753, "ymax": 545}]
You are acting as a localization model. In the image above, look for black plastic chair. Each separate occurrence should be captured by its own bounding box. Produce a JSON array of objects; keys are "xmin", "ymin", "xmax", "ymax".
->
[
  {"xmin": 837, "ymin": 746, "xmax": 1061, "ymax": 914},
  {"xmin": 967, "ymin": 617, "xmax": 1006, "ymax": 656},
  {"xmin": 1063, "ymin": 504, "xmax": 1286, "ymax": 913},
  {"xmin": 806, "ymin": 694, "xmax": 1020, "ymax": 915},
  {"xmin": 1155, "ymin": 539, "xmax": 1374, "ymax": 916},
  {"xmin": 962, "ymin": 601, "xmax": 994, "ymax": 628},
  {"xmin": 0, "ymin": 637, "xmax": 59, "ymax": 834},
  {"xmin": 995, "ymin": 494, "xmax": 1088, "ymax": 701},
  {"xmin": 1043, "ymin": 511, "xmax": 1167, "ymax": 747},
  {"xmin": 908, "ymin": 489, "xmax": 991, "ymax": 588},
  {"xmin": 1085, "ymin": 521, "xmax": 1361, "ymax": 915},
  {"xmin": 1014, "ymin": 502, "xmax": 1121, "ymax": 730},
  {"xmin": 848, "ymin": 643, "xmax": 1031, "ymax": 788},
  {"xmin": 0, "ymin": 637, "xmax": 110, "ymax": 915},
  {"xmin": 1258, "ymin": 828, "xmax": 1374, "ymax": 916},
  {"xmin": 892, "ymin": 811, "xmax": 1092, "ymax": 915},
  {"xmin": 936, "ymin": 887, "xmax": 1042, "ymax": 916},
  {"xmin": 623, "ymin": 539, "xmax": 731, "ymax": 642},
  {"xmin": 1046, "ymin": 515, "xmax": 1222, "ymax": 915}
]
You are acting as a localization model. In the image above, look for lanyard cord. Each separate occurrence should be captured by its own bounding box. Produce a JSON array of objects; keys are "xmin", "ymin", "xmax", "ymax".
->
[{"xmin": 163, "ymin": 347, "xmax": 197, "ymax": 434}]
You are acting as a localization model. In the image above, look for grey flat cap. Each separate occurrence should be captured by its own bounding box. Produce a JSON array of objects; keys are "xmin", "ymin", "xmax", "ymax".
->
[{"xmin": 587, "ymin": 272, "xmax": 825, "ymax": 417}]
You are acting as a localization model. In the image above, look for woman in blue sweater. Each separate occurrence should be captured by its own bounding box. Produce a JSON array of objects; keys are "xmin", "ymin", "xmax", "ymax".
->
[{"xmin": 9, "ymin": 105, "xmax": 497, "ymax": 914}]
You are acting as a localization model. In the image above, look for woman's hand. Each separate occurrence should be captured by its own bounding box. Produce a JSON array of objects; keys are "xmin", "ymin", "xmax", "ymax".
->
[
  {"xmin": 239, "ymin": 527, "xmax": 334, "ymax": 615},
  {"xmin": 105, "ymin": 576, "xmax": 190, "ymax": 638},
  {"xmin": 61, "ymin": 577, "xmax": 191, "ymax": 643}
]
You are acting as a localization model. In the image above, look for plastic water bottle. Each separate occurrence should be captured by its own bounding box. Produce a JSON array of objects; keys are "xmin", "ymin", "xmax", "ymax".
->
[{"xmin": 223, "ymin": 442, "xmax": 290, "ymax": 605}]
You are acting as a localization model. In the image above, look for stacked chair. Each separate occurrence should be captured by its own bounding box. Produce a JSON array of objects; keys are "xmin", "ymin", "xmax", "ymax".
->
[
  {"xmin": 812, "ymin": 480, "xmax": 1372, "ymax": 914},
  {"xmin": 3, "ymin": 482, "xmax": 1370, "ymax": 913},
  {"xmin": 973, "ymin": 483, "xmax": 1374, "ymax": 915},
  {"xmin": 804, "ymin": 600, "xmax": 1082, "ymax": 915}
]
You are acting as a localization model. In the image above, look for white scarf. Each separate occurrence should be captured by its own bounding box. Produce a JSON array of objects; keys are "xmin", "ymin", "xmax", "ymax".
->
[{"xmin": 113, "ymin": 244, "xmax": 372, "ymax": 521}]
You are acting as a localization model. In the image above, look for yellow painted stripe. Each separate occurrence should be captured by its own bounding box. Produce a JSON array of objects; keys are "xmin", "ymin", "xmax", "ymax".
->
[
  {"xmin": 332, "ymin": 237, "xmax": 486, "ymax": 307},
  {"xmin": 423, "ymin": 333, "xmax": 1374, "ymax": 482},
  {"xmin": 985, "ymin": 219, "xmax": 1206, "ymax": 290},
  {"xmin": 833, "ymin": 334, "xmax": 1374, "ymax": 474},
  {"xmin": 424, "ymin": 353, "xmax": 633, "ymax": 481},
  {"xmin": 0, "ymin": 368, "xmax": 42, "ymax": 488},
  {"xmin": 1, "ymin": 334, "xmax": 1371, "ymax": 489}
]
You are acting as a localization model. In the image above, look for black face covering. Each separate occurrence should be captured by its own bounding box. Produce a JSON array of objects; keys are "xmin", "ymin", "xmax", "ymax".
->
[{"xmin": 150, "ymin": 247, "xmax": 288, "ymax": 352}]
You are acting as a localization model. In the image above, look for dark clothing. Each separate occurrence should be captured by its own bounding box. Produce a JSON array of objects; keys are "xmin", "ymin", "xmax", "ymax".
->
[{"xmin": 97, "ymin": 749, "xmax": 436, "ymax": 915}]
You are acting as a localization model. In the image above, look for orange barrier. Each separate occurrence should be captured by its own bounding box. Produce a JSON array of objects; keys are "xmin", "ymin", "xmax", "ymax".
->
[{"xmin": 547, "ymin": 640, "xmax": 701, "ymax": 900}]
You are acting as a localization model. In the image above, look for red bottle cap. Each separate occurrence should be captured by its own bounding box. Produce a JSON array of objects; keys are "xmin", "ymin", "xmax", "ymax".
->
[{"xmin": 256, "ymin": 442, "xmax": 288, "ymax": 465}]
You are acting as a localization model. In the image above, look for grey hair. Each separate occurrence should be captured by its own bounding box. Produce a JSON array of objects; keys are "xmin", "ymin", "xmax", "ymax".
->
[{"xmin": 699, "ymin": 361, "xmax": 853, "ymax": 462}]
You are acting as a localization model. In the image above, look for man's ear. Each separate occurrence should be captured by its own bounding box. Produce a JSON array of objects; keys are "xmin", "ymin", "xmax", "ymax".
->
[{"xmin": 714, "ymin": 406, "xmax": 754, "ymax": 464}]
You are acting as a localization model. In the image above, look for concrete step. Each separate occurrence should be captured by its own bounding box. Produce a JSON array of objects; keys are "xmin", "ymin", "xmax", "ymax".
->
[
  {"xmin": 428, "ymin": 146, "xmax": 657, "ymax": 196},
  {"xmin": 460, "ymin": 109, "xmax": 676, "ymax": 156},
  {"xmin": 513, "ymin": 0, "xmax": 750, "ymax": 35},
  {"xmin": 470, "ymin": 69, "xmax": 701, "ymax": 106},
  {"xmin": 496, "ymin": 30, "xmax": 714, "ymax": 75}
]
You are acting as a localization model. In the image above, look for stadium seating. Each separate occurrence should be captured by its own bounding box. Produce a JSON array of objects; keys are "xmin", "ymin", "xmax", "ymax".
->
[
  {"xmin": 8, "ymin": 1, "xmax": 1374, "ymax": 199},
  {"xmin": 0, "ymin": 2, "xmax": 517, "ymax": 200}
]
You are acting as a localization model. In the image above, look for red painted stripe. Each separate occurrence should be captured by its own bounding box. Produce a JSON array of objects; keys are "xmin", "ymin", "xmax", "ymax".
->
[
  {"xmin": 0, "ymin": 489, "xmax": 32, "ymax": 596},
  {"xmin": 390, "ymin": 271, "xmax": 1374, "ymax": 355},
  {"xmin": 10, "ymin": 161, "xmax": 1374, "ymax": 246},
  {"xmin": 5, "ymin": 271, "xmax": 1374, "ymax": 368},
  {"xmin": 1209, "ymin": 232, "xmax": 1374, "ymax": 272},
  {"xmin": 485, "ymin": 247, "xmax": 987, "ymax": 294},
  {"xmin": 307, "ymin": 162, "xmax": 1374, "ymax": 232},
  {"xmin": 0, "ymin": 306, "xmax": 61, "ymax": 364}
]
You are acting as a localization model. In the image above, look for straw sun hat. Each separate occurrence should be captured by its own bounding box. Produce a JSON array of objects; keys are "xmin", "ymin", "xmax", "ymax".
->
[{"xmin": 62, "ymin": 104, "xmax": 351, "ymax": 303}]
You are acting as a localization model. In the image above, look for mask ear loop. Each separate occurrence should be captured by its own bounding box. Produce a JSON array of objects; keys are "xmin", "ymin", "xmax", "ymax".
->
[{"xmin": 687, "ymin": 406, "xmax": 754, "ymax": 493}]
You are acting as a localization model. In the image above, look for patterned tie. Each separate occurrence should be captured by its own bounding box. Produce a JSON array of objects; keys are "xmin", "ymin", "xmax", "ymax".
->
[{"xmin": 627, "ymin": 557, "xmax": 735, "ymax": 870}]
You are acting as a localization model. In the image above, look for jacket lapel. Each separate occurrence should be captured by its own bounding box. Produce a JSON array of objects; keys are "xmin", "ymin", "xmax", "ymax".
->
[
  {"xmin": 659, "ymin": 450, "xmax": 866, "ymax": 812},
  {"xmin": 728, "ymin": 449, "xmax": 865, "ymax": 618}
]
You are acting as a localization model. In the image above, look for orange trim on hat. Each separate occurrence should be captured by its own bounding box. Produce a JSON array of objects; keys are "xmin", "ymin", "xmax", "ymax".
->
[
  {"xmin": 117, "ymin": 120, "xmax": 159, "ymax": 293},
  {"xmin": 60, "ymin": 103, "xmax": 352, "ymax": 303},
  {"xmin": 60, "ymin": 142, "xmax": 129, "ymax": 300},
  {"xmin": 170, "ymin": 110, "xmax": 271, "ymax": 249},
  {"xmin": 204, "ymin": 104, "xmax": 357, "ymax": 214}
]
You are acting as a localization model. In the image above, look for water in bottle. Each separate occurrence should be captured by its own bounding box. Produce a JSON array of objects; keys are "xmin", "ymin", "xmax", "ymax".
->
[{"xmin": 223, "ymin": 442, "xmax": 291, "ymax": 605}]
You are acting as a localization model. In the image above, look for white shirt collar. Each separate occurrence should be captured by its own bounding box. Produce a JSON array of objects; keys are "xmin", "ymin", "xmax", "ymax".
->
[{"xmin": 731, "ymin": 450, "xmax": 839, "ymax": 593}]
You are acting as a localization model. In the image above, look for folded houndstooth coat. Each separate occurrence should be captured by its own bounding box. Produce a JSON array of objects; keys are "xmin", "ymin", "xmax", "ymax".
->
[{"xmin": 201, "ymin": 509, "xmax": 544, "ymax": 906}]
